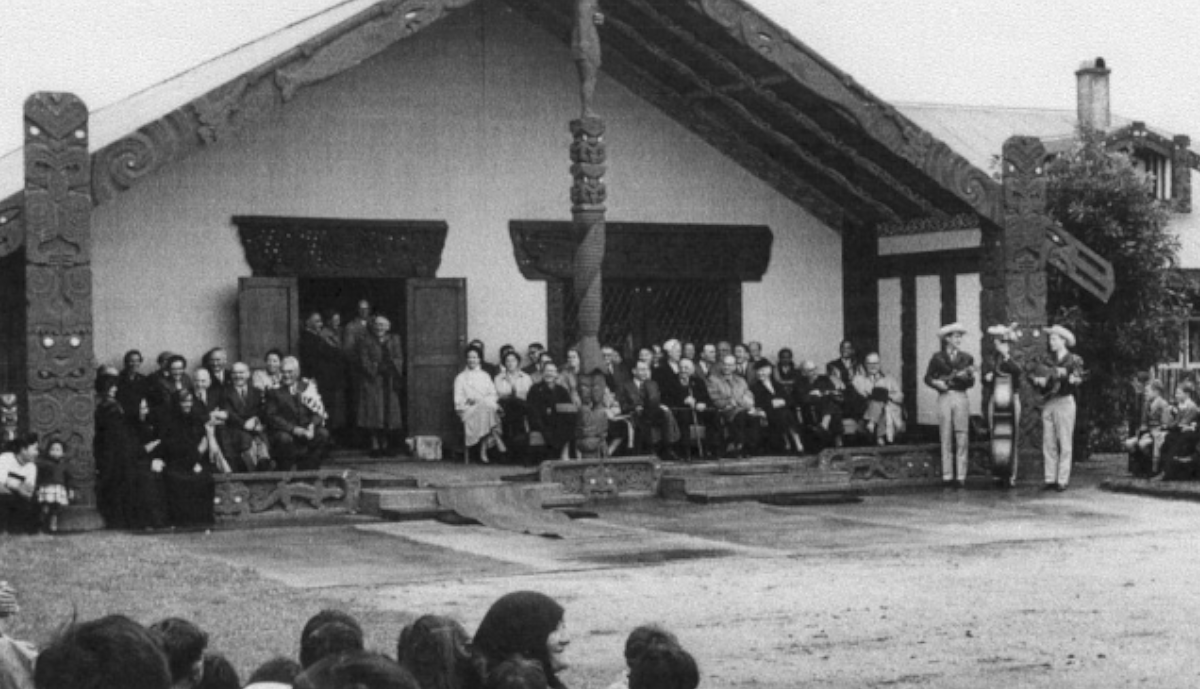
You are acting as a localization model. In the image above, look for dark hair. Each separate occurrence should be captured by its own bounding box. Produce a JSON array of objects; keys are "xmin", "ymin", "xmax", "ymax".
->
[
  {"xmin": 778, "ymin": 347, "xmax": 794, "ymax": 359},
  {"xmin": 124, "ymin": 349, "xmax": 143, "ymax": 364},
  {"xmin": 248, "ymin": 656, "xmax": 303, "ymax": 685},
  {"xmin": 35, "ymin": 614, "xmax": 171, "ymax": 689},
  {"xmin": 265, "ymin": 348, "xmax": 285, "ymax": 362},
  {"xmin": 623, "ymin": 624, "xmax": 680, "ymax": 667},
  {"xmin": 157, "ymin": 351, "xmax": 175, "ymax": 366},
  {"xmin": 148, "ymin": 617, "xmax": 208, "ymax": 684},
  {"xmin": 527, "ymin": 343, "xmax": 545, "ymax": 352},
  {"xmin": 502, "ymin": 350, "xmax": 522, "ymax": 368},
  {"xmin": 166, "ymin": 354, "xmax": 188, "ymax": 370},
  {"xmin": 10, "ymin": 432, "xmax": 39, "ymax": 455},
  {"xmin": 45, "ymin": 438, "xmax": 67, "ymax": 456},
  {"xmin": 196, "ymin": 653, "xmax": 240, "ymax": 689},
  {"xmin": 294, "ymin": 651, "xmax": 419, "ymax": 689},
  {"xmin": 323, "ymin": 309, "xmax": 341, "ymax": 323},
  {"xmin": 397, "ymin": 615, "xmax": 482, "ymax": 689},
  {"xmin": 752, "ymin": 359, "xmax": 773, "ymax": 372},
  {"xmin": 95, "ymin": 373, "xmax": 119, "ymax": 397},
  {"xmin": 484, "ymin": 658, "xmax": 547, "ymax": 689},
  {"xmin": 300, "ymin": 610, "xmax": 364, "ymax": 669},
  {"xmin": 469, "ymin": 339, "xmax": 485, "ymax": 349},
  {"xmin": 629, "ymin": 645, "xmax": 699, "ymax": 689},
  {"xmin": 201, "ymin": 347, "xmax": 226, "ymax": 367},
  {"xmin": 472, "ymin": 591, "xmax": 564, "ymax": 687},
  {"xmin": 465, "ymin": 345, "xmax": 484, "ymax": 361}
]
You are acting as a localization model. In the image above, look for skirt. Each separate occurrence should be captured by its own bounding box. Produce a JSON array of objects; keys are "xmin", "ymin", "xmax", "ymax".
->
[{"xmin": 36, "ymin": 484, "xmax": 69, "ymax": 506}]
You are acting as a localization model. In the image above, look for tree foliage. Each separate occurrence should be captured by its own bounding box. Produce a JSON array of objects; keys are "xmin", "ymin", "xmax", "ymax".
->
[{"xmin": 1045, "ymin": 130, "xmax": 1191, "ymax": 448}]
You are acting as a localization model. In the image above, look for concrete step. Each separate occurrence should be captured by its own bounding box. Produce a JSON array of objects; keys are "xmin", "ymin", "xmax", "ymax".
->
[
  {"xmin": 358, "ymin": 472, "xmax": 419, "ymax": 489},
  {"xmin": 362, "ymin": 481, "xmax": 585, "ymax": 521},
  {"xmin": 662, "ymin": 469, "xmax": 858, "ymax": 504}
]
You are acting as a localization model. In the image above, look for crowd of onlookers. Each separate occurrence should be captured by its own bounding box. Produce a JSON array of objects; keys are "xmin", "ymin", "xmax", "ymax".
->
[
  {"xmin": 1125, "ymin": 373, "xmax": 1200, "ymax": 482},
  {"xmin": 0, "ymin": 582, "xmax": 700, "ymax": 689},
  {"xmin": 455, "ymin": 337, "xmax": 905, "ymax": 464}
]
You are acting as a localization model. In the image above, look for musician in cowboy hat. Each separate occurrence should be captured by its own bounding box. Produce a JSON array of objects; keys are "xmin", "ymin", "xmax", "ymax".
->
[
  {"xmin": 984, "ymin": 324, "xmax": 1024, "ymax": 487},
  {"xmin": 1031, "ymin": 324, "xmax": 1084, "ymax": 491},
  {"xmin": 924, "ymin": 322, "xmax": 976, "ymax": 487}
]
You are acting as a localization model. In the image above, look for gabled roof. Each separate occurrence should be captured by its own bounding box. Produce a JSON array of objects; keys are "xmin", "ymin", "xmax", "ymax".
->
[{"xmin": 0, "ymin": 0, "xmax": 1006, "ymax": 256}]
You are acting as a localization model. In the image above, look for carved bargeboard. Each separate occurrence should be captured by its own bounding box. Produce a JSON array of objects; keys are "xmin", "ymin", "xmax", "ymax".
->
[
  {"xmin": 820, "ymin": 443, "xmax": 991, "ymax": 482},
  {"xmin": 24, "ymin": 93, "xmax": 101, "ymax": 530}
]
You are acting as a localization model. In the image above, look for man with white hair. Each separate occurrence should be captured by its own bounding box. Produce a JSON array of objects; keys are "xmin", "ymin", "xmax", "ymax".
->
[{"xmin": 265, "ymin": 356, "xmax": 329, "ymax": 470}]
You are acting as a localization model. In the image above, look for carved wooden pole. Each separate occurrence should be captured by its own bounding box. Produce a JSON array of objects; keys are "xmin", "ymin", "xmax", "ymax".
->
[
  {"xmin": 998, "ymin": 136, "xmax": 1052, "ymax": 483},
  {"xmin": 24, "ymin": 93, "xmax": 103, "ymax": 531},
  {"xmin": 570, "ymin": 0, "xmax": 606, "ymax": 372}
]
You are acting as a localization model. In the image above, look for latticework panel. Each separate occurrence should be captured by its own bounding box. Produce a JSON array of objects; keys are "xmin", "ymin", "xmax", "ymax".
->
[{"xmin": 565, "ymin": 280, "xmax": 735, "ymax": 355}]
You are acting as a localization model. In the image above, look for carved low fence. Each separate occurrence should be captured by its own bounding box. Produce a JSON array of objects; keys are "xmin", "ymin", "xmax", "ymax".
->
[
  {"xmin": 538, "ymin": 457, "xmax": 660, "ymax": 499},
  {"xmin": 213, "ymin": 470, "xmax": 361, "ymax": 520},
  {"xmin": 817, "ymin": 443, "xmax": 992, "ymax": 483}
]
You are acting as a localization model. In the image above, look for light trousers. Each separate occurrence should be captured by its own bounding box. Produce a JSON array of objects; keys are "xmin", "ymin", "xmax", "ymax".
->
[
  {"xmin": 939, "ymin": 390, "xmax": 970, "ymax": 481},
  {"xmin": 1042, "ymin": 394, "xmax": 1076, "ymax": 486}
]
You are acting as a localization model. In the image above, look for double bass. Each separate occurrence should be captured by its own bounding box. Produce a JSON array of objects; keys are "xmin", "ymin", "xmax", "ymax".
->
[{"xmin": 989, "ymin": 372, "xmax": 1017, "ymax": 481}]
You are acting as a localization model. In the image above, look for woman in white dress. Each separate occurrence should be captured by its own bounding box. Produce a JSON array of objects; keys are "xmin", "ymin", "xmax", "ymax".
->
[{"xmin": 455, "ymin": 346, "xmax": 505, "ymax": 463}]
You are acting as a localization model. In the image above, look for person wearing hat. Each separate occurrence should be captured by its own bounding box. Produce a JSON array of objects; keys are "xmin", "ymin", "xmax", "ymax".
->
[
  {"xmin": 983, "ymin": 325, "xmax": 1024, "ymax": 487},
  {"xmin": 1031, "ymin": 325, "xmax": 1084, "ymax": 491},
  {"xmin": 924, "ymin": 323, "xmax": 976, "ymax": 487}
]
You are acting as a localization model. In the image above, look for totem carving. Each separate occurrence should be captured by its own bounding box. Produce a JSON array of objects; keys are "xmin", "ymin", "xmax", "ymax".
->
[
  {"xmin": 24, "ymin": 93, "xmax": 102, "ymax": 531},
  {"xmin": 997, "ymin": 136, "xmax": 1053, "ymax": 480},
  {"xmin": 570, "ymin": 0, "xmax": 607, "ymax": 373}
]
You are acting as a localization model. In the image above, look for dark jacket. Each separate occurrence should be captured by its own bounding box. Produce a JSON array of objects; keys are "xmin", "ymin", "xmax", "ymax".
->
[{"xmin": 265, "ymin": 383, "xmax": 323, "ymax": 434}]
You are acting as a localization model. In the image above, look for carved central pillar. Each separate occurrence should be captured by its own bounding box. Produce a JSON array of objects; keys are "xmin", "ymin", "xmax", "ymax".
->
[
  {"xmin": 570, "ymin": 0, "xmax": 606, "ymax": 372},
  {"xmin": 994, "ymin": 136, "xmax": 1053, "ymax": 482},
  {"xmin": 24, "ymin": 93, "xmax": 103, "ymax": 531}
]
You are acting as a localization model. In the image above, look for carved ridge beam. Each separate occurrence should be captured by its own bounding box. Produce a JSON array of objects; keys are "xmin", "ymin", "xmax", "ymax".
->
[
  {"xmin": 876, "ymin": 212, "xmax": 980, "ymax": 238},
  {"xmin": 623, "ymin": 0, "xmax": 941, "ymax": 220},
  {"xmin": 91, "ymin": 0, "xmax": 476, "ymax": 205},
  {"xmin": 500, "ymin": 0, "xmax": 846, "ymax": 229},
  {"xmin": 601, "ymin": 10, "xmax": 901, "ymax": 225},
  {"xmin": 683, "ymin": 0, "xmax": 1002, "ymax": 225}
]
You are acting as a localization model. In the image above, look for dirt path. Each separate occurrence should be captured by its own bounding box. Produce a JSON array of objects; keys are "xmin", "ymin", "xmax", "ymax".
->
[{"xmin": 175, "ymin": 463, "xmax": 1200, "ymax": 688}]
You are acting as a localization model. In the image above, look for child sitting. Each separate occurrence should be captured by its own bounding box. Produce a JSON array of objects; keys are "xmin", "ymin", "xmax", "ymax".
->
[{"xmin": 36, "ymin": 439, "xmax": 72, "ymax": 533}]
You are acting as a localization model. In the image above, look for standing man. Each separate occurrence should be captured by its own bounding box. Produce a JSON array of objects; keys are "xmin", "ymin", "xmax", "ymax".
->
[
  {"xmin": 203, "ymin": 347, "xmax": 232, "ymax": 390},
  {"xmin": 696, "ymin": 343, "xmax": 719, "ymax": 379},
  {"xmin": 924, "ymin": 323, "xmax": 975, "ymax": 488},
  {"xmin": 523, "ymin": 343, "xmax": 546, "ymax": 376},
  {"xmin": 732, "ymin": 344, "xmax": 752, "ymax": 379},
  {"xmin": 342, "ymin": 300, "xmax": 373, "ymax": 354},
  {"xmin": 1032, "ymin": 325, "xmax": 1084, "ymax": 492}
]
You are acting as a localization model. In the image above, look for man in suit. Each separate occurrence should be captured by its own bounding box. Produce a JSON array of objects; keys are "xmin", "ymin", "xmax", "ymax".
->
[
  {"xmin": 221, "ymin": 362, "xmax": 268, "ymax": 471},
  {"xmin": 793, "ymin": 360, "xmax": 843, "ymax": 452},
  {"xmin": 618, "ymin": 360, "xmax": 680, "ymax": 461},
  {"xmin": 601, "ymin": 345, "xmax": 632, "ymax": 393},
  {"xmin": 707, "ymin": 354, "xmax": 760, "ymax": 458},
  {"xmin": 202, "ymin": 347, "xmax": 233, "ymax": 390},
  {"xmin": 652, "ymin": 339, "xmax": 686, "ymax": 404},
  {"xmin": 663, "ymin": 358, "xmax": 720, "ymax": 459},
  {"xmin": 265, "ymin": 357, "xmax": 330, "ymax": 471},
  {"xmin": 696, "ymin": 343, "xmax": 719, "ymax": 379},
  {"xmin": 733, "ymin": 343, "xmax": 753, "ymax": 379},
  {"xmin": 522, "ymin": 342, "xmax": 546, "ymax": 376}
]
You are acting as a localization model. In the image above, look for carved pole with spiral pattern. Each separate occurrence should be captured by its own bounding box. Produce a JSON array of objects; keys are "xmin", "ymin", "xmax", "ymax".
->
[{"xmin": 571, "ymin": 0, "xmax": 606, "ymax": 372}]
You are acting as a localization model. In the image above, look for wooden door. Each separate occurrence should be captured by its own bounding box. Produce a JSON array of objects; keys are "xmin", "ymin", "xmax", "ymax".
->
[
  {"xmin": 406, "ymin": 278, "xmax": 466, "ymax": 442},
  {"xmin": 238, "ymin": 277, "xmax": 299, "ymax": 365}
]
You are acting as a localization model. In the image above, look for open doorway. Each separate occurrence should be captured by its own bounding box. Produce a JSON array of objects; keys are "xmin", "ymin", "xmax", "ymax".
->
[{"xmin": 298, "ymin": 277, "xmax": 407, "ymax": 449}]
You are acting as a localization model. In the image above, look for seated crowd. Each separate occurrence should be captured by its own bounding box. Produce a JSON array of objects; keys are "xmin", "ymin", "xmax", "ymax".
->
[
  {"xmin": 0, "ymin": 582, "xmax": 700, "ymax": 689},
  {"xmin": 454, "ymin": 338, "xmax": 907, "ymax": 464},
  {"xmin": 1125, "ymin": 375, "xmax": 1200, "ymax": 482}
]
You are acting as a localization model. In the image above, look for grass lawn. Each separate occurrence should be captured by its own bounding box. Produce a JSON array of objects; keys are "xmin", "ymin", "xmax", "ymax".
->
[{"xmin": 0, "ymin": 530, "xmax": 417, "ymax": 682}]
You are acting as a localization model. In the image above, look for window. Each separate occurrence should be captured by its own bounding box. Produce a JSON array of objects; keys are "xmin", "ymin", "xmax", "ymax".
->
[{"xmin": 1132, "ymin": 150, "xmax": 1173, "ymax": 201}]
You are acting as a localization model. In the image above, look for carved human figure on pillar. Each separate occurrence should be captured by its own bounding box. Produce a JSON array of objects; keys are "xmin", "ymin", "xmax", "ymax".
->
[{"xmin": 571, "ymin": 0, "xmax": 604, "ymax": 120}]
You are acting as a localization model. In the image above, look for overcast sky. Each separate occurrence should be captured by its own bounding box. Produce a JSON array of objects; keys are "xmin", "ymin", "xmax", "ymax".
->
[{"xmin": 1, "ymin": 0, "xmax": 1196, "ymax": 161}]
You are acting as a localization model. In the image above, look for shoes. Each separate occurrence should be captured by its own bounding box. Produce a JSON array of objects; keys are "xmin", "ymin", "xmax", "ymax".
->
[
  {"xmin": 1042, "ymin": 483, "xmax": 1056, "ymax": 491},
  {"xmin": 955, "ymin": 480, "xmax": 966, "ymax": 489},
  {"xmin": 1054, "ymin": 483, "xmax": 1067, "ymax": 492}
]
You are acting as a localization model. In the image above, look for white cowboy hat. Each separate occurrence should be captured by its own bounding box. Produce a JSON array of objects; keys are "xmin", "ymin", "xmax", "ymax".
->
[
  {"xmin": 1046, "ymin": 325, "xmax": 1076, "ymax": 348},
  {"xmin": 938, "ymin": 322, "xmax": 967, "ymax": 338},
  {"xmin": 986, "ymin": 324, "xmax": 1017, "ymax": 342}
]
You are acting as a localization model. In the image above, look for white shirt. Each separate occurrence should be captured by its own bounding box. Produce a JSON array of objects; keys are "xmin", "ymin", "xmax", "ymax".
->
[{"xmin": 0, "ymin": 453, "xmax": 36, "ymax": 497}]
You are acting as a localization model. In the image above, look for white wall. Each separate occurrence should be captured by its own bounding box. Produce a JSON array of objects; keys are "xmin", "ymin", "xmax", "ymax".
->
[{"xmin": 91, "ymin": 2, "xmax": 842, "ymax": 367}]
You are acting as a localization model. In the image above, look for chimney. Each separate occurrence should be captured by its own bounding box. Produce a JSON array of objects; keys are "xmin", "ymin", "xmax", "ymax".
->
[{"xmin": 1076, "ymin": 57, "xmax": 1111, "ymax": 132}]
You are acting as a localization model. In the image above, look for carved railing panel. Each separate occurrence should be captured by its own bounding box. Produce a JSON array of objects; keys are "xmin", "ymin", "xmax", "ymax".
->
[
  {"xmin": 212, "ymin": 470, "xmax": 361, "ymax": 519},
  {"xmin": 539, "ymin": 457, "xmax": 659, "ymax": 497}
]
